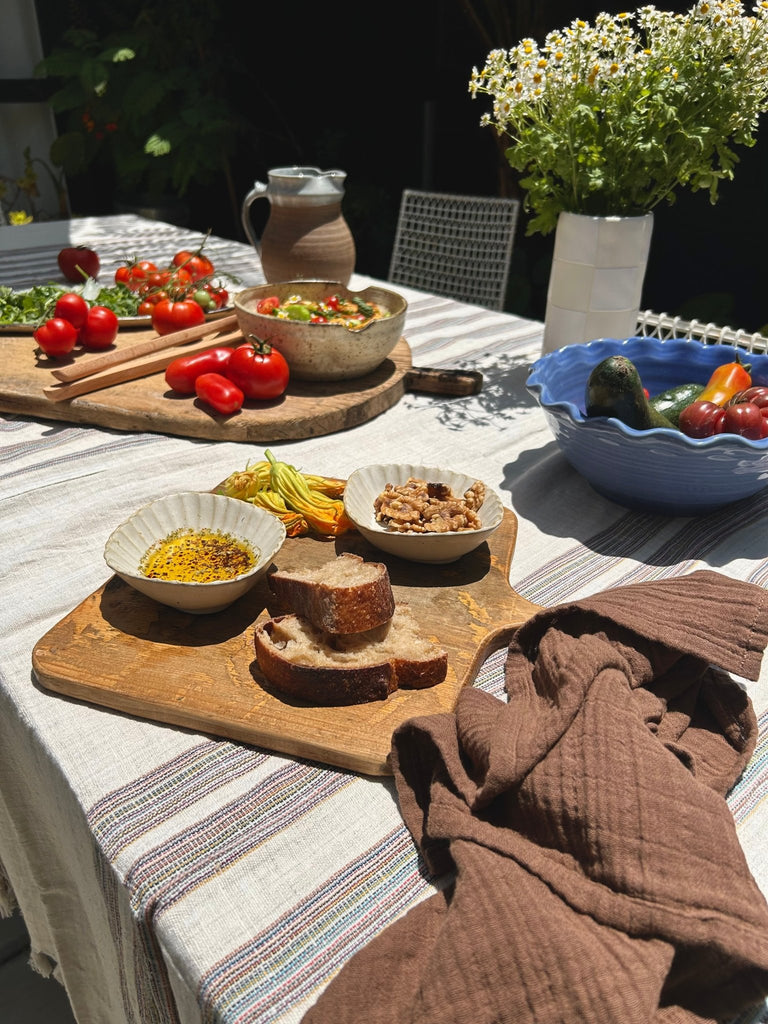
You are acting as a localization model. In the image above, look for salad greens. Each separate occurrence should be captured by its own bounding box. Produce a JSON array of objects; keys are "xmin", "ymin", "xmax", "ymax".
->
[{"xmin": 0, "ymin": 282, "xmax": 141, "ymax": 326}]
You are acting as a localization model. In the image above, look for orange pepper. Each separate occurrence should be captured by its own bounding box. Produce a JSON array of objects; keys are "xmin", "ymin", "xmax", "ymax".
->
[{"xmin": 697, "ymin": 358, "xmax": 751, "ymax": 407}]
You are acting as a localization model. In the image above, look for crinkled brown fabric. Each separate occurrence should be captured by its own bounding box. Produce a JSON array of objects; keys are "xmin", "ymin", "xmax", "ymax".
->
[{"xmin": 303, "ymin": 570, "xmax": 768, "ymax": 1024}]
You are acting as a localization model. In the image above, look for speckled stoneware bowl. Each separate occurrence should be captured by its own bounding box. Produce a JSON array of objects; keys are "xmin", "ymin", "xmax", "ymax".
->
[
  {"xmin": 526, "ymin": 336, "xmax": 768, "ymax": 516},
  {"xmin": 104, "ymin": 491, "xmax": 286, "ymax": 614},
  {"xmin": 343, "ymin": 463, "xmax": 504, "ymax": 564},
  {"xmin": 233, "ymin": 281, "xmax": 407, "ymax": 381}
]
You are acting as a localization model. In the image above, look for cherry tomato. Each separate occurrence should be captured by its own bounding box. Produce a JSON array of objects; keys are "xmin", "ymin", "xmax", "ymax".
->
[
  {"xmin": 678, "ymin": 400, "xmax": 726, "ymax": 438},
  {"xmin": 195, "ymin": 372, "xmax": 243, "ymax": 414},
  {"xmin": 33, "ymin": 317, "xmax": 78, "ymax": 357},
  {"xmin": 114, "ymin": 260, "xmax": 158, "ymax": 291},
  {"xmin": 324, "ymin": 294, "xmax": 340, "ymax": 311},
  {"xmin": 151, "ymin": 298, "xmax": 206, "ymax": 336},
  {"xmin": 256, "ymin": 296, "xmax": 280, "ymax": 315},
  {"xmin": 205, "ymin": 283, "xmax": 229, "ymax": 308},
  {"xmin": 224, "ymin": 338, "xmax": 290, "ymax": 400},
  {"xmin": 722, "ymin": 402, "xmax": 766, "ymax": 439},
  {"xmin": 172, "ymin": 250, "xmax": 214, "ymax": 282},
  {"xmin": 54, "ymin": 292, "xmax": 89, "ymax": 330},
  {"xmin": 165, "ymin": 347, "xmax": 234, "ymax": 394},
  {"xmin": 191, "ymin": 288, "xmax": 217, "ymax": 312},
  {"xmin": 58, "ymin": 246, "xmax": 100, "ymax": 282},
  {"xmin": 79, "ymin": 306, "xmax": 119, "ymax": 350}
]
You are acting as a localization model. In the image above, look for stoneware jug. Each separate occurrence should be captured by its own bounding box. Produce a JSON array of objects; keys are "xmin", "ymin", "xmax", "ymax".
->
[{"xmin": 241, "ymin": 166, "xmax": 356, "ymax": 285}]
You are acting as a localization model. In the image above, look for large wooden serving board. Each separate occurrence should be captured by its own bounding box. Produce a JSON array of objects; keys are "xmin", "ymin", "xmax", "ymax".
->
[
  {"xmin": 0, "ymin": 325, "xmax": 416, "ymax": 442},
  {"xmin": 32, "ymin": 510, "xmax": 541, "ymax": 776}
]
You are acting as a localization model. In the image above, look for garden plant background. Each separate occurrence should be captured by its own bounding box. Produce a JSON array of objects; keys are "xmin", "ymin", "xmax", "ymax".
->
[{"xmin": 29, "ymin": 0, "xmax": 768, "ymax": 334}]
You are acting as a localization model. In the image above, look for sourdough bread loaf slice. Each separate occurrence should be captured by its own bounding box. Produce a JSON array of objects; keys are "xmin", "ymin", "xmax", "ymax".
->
[
  {"xmin": 253, "ymin": 604, "xmax": 447, "ymax": 706},
  {"xmin": 267, "ymin": 552, "xmax": 395, "ymax": 634}
]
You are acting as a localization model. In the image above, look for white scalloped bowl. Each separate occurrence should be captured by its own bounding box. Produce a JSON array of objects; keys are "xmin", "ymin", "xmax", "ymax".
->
[
  {"xmin": 343, "ymin": 463, "xmax": 504, "ymax": 564},
  {"xmin": 104, "ymin": 491, "xmax": 286, "ymax": 614}
]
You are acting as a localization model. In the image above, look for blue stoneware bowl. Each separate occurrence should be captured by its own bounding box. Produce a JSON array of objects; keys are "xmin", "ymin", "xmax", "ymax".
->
[{"xmin": 526, "ymin": 337, "xmax": 768, "ymax": 516}]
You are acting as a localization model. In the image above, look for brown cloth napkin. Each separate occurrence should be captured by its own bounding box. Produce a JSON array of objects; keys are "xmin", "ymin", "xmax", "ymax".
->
[{"xmin": 304, "ymin": 570, "xmax": 768, "ymax": 1024}]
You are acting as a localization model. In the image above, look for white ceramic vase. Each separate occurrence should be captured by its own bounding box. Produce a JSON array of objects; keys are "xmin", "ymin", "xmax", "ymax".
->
[{"xmin": 541, "ymin": 211, "xmax": 654, "ymax": 355}]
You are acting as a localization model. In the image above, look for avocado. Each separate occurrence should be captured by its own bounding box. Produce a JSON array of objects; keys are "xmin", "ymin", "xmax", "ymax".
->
[{"xmin": 585, "ymin": 355, "xmax": 675, "ymax": 430}]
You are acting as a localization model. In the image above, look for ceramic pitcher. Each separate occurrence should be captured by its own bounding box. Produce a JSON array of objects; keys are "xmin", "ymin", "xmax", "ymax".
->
[{"xmin": 241, "ymin": 166, "xmax": 356, "ymax": 285}]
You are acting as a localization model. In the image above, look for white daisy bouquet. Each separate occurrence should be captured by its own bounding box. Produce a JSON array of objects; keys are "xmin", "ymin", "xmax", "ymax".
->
[{"xmin": 469, "ymin": 2, "xmax": 768, "ymax": 235}]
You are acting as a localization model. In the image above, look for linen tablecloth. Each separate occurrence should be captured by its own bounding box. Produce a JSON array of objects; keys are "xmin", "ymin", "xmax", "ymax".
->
[{"xmin": 0, "ymin": 216, "xmax": 766, "ymax": 1024}]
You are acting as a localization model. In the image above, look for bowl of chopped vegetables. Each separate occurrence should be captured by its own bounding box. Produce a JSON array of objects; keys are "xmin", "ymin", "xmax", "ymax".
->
[
  {"xmin": 233, "ymin": 281, "xmax": 407, "ymax": 381},
  {"xmin": 526, "ymin": 336, "xmax": 768, "ymax": 516}
]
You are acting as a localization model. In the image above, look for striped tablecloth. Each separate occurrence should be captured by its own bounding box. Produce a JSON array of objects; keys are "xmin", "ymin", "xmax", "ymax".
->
[{"xmin": 0, "ymin": 216, "xmax": 766, "ymax": 1024}]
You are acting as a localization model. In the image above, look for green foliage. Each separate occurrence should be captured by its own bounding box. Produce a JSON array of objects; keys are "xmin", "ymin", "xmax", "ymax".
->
[
  {"xmin": 469, "ymin": 2, "xmax": 768, "ymax": 235},
  {"xmin": 36, "ymin": 14, "xmax": 244, "ymax": 199}
]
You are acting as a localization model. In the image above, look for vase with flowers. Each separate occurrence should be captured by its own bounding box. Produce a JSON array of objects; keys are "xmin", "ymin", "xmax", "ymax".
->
[{"xmin": 470, "ymin": 1, "xmax": 768, "ymax": 353}]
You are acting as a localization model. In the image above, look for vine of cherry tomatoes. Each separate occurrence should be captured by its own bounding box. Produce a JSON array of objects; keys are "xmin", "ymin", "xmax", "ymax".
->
[
  {"xmin": 678, "ymin": 386, "xmax": 768, "ymax": 439},
  {"xmin": 114, "ymin": 239, "xmax": 229, "ymax": 335}
]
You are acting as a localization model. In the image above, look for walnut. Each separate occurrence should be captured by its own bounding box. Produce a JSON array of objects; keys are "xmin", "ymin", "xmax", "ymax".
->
[{"xmin": 373, "ymin": 477, "xmax": 485, "ymax": 534}]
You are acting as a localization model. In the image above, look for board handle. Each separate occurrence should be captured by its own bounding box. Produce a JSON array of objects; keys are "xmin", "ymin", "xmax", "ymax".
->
[{"xmin": 404, "ymin": 366, "xmax": 483, "ymax": 397}]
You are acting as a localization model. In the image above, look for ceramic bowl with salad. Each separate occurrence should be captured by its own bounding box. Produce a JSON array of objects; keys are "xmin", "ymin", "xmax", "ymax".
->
[{"xmin": 234, "ymin": 281, "xmax": 407, "ymax": 381}]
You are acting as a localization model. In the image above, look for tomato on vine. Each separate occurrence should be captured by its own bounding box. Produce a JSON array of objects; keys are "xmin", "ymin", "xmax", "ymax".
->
[
  {"xmin": 115, "ymin": 260, "xmax": 158, "ymax": 291},
  {"xmin": 151, "ymin": 298, "xmax": 206, "ymax": 335},
  {"xmin": 224, "ymin": 337, "xmax": 290, "ymax": 400},
  {"xmin": 172, "ymin": 249, "xmax": 214, "ymax": 283}
]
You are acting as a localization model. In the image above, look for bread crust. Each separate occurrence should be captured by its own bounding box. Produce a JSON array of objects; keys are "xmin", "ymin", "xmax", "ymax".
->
[
  {"xmin": 254, "ymin": 616, "xmax": 399, "ymax": 705},
  {"xmin": 253, "ymin": 609, "xmax": 448, "ymax": 706},
  {"xmin": 267, "ymin": 552, "xmax": 395, "ymax": 634}
]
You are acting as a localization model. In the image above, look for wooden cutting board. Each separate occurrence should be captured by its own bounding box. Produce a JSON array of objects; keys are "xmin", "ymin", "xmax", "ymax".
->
[
  {"xmin": 0, "ymin": 327, "xmax": 464, "ymax": 442},
  {"xmin": 32, "ymin": 509, "xmax": 541, "ymax": 776}
]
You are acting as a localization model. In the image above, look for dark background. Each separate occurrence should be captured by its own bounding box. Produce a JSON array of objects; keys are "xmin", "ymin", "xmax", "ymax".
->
[{"xmin": 34, "ymin": 0, "xmax": 768, "ymax": 333}]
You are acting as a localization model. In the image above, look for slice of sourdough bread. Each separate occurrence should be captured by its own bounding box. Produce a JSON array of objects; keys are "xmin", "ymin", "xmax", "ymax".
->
[
  {"xmin": 267, "ymin": 551, "xmax": 395, "ymax": 634},
  {"xmin": 253, "ymin": 605, "xmax": 447, "ymax": 705}
]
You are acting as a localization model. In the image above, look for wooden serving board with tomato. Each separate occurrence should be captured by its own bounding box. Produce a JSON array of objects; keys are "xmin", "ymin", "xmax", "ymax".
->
[
  {"xmin": 0, "ymin": 327, "xmax": 465, "ymax": 442},
  {"xmin": 32, "ymin": 508, "xmax": 540, "ymax": 776}
]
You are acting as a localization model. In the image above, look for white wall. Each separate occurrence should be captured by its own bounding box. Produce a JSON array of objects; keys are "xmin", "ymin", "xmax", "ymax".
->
[{"xmin": 0, "ymin": 0, "xmax": 69, "ymax": 220}]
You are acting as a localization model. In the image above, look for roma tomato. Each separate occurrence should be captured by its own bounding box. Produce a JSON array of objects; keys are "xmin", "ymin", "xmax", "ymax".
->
[
  {"xmin": 165, "ymin": 347, "xmax": 233, "ymax": 394},
  {"xmin": 172, "ymin": 249, "xmax": 214, "ymax": 282},
  {"xmin": 33, "ymin": 317, "xmax": 78, "ymax": 357},
  {"xmin": 79, "ymin": 306, "xmax": 119, "ymax": 350},
  {"xmin": 151, "ymin": 298, "xmax": 206, "ymax": 336},
  {"xmin": 678, "ymin": 400, "xmax": 726, "ymax": 438},
  {"xmin": 224, "ymin": 338, "xmax": 290, "ymax": 400},
  {"xmin": 58, "ymin": 245, "xmax": 100, "ymax": 282},
  {"xmin": 54, "ymin": 292, "xmax": 89, "ymax": 330},
  {"xmin": 195, "ymin": 372, "xmax": 243, "ymax": 415}
]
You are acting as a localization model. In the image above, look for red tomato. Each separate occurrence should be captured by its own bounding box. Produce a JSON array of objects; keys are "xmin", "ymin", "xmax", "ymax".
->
[
  {"xmin": 165, "ymin": 347, "xmax": 234, "ymax": 394},
  {"xmin": 114, "ymin": 260, "xmax": 158, "ymax": 291},
  {"xmin": 678, "ymin": 400, "xmax": 726, "ymax": 438},
  {"xmin": 151, "ymin": 298, "xmax": 206, "ymax": 336},
  {"xmin": 224, "ymin": 338, "xmax": 290, "ymax": 400},
  {"xmin": 722, "ymin": 402, "xmax": 766, "ymax": 439},
  {"xmin": 54, "ymin": 292, "xmax": 89, "ymax": 329},
  {"xmin": 730, "ymin": 386, "xmax": 768, "ymax": 410},
  {"xmin": 172, "ymin": 250, "xmax": 214, "ymax": 282},
  {"xmin": 205, "ymin": 283, "xmax": 229, "ymax": 308},
  {"xmin": 33, "ymin": 317, "xmax": 78, "ymax": 357},
  {"xmin": 195, "ymin": 372, "xmax": 243, "ymax": 414},
  {"xmin": 58, "ymin": 246, "xmax": 100, "ymax": 282},
  {"xmin": 256, "ymin": 296, "xmax": 280, "ymax": 315},
  {"xmin": 79, "ymin": 306, "xmax": 119, "ymax": 350}
]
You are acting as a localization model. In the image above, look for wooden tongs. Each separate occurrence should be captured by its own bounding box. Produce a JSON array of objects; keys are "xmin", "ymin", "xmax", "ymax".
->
[{"xmin": 43, "ymin": 314, "xmax": 241, "ymax": 402}]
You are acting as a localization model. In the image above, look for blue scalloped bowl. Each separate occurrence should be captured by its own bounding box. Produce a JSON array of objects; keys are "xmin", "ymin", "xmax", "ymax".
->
[{"xmin": 526, "ymin": 337, "xmax": 768, "ymax": 515}]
